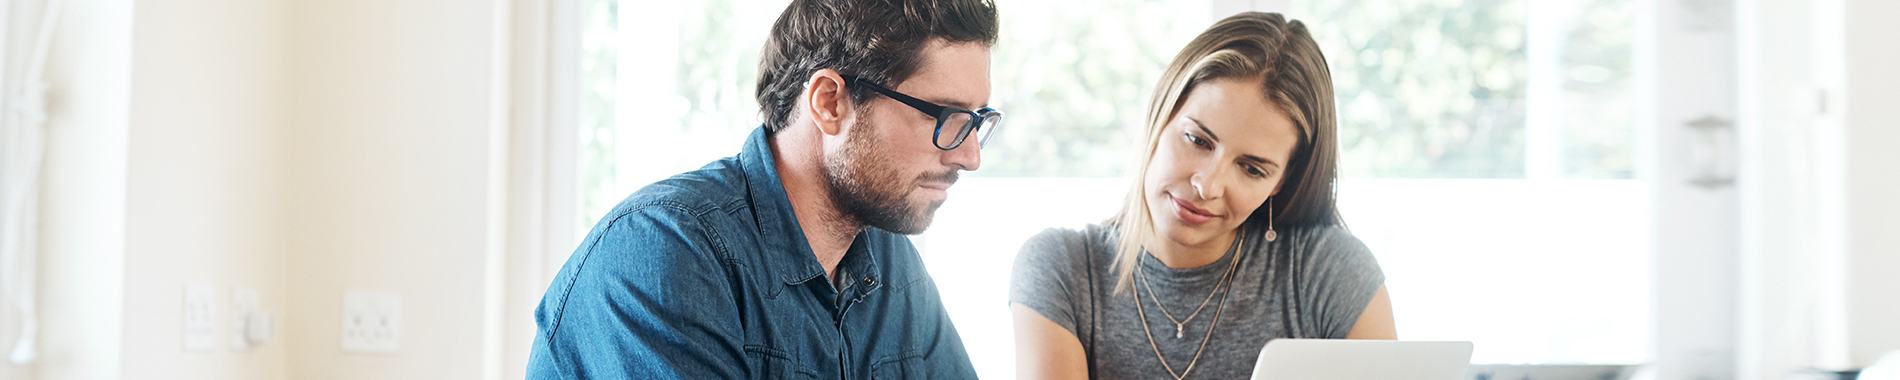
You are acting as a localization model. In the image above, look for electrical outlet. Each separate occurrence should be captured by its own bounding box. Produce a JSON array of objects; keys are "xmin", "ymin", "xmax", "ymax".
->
[
  {"xmin": 232, "ymin": 287, "xmax": 272, "ymax": 350},
  {"xmin": 183, "ymin": 284, "xmax": 217, "ymax": 352},
  {"xmin": 340, "ymin": 290, "xmax": 400, "ymax": 354}
]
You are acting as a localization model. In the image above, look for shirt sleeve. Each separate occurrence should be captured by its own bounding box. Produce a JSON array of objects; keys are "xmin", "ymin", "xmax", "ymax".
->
[
  {"xmin": 1300, "ymin": 226, "xmax": 1386, "ymax": 339},
  {"xmin": 1009, "ymin": 227, "xmax": 1089, "ymax": 338},
  {"xmin": 527, "ymin": 206, "xmax": 746, "ymax": 379}
]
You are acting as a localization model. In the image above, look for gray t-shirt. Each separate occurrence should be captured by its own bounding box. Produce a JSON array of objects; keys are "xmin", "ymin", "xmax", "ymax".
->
[{"xmin": 1009, "ymin": 223, "xmax": 1385, "ymax": 380}]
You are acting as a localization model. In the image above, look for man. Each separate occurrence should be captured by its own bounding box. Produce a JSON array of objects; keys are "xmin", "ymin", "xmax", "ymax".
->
[{"xmin": 526, "ymin": 0, "xmax": 1001, "ymax": 378}]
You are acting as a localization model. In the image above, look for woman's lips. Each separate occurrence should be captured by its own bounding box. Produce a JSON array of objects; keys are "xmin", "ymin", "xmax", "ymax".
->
[{"xmin": 1170, "ymin": 195, "xmax": 1217, "ymax": 226}]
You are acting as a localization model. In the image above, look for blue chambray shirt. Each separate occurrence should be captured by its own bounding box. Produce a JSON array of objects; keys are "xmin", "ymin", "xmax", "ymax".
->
[{"xmin": 526, "ymin": 126, "xmax": 977, "ymax": 379}]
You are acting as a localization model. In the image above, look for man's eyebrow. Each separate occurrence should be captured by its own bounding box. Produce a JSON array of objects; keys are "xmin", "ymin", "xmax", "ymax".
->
[{"xmin": 927, "ymin": 97, "xmax": 981, "ymax": 110}]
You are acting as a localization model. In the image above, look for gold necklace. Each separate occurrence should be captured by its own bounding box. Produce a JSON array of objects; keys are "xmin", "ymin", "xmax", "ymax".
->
[
  {"xmin": 1139, "ymin": 245, "xmax": 1228, "ymax": 339},
  {"xmin": 1134, "ymin": 230, "xmax": 1243, "ymax": 380}
]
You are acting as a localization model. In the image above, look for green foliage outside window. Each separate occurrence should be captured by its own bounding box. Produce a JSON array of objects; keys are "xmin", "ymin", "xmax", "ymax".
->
[
  {"xmin": 580, "ymin": 0, "xmax": 1634, "ymax": 229},
  {"xmin": 1296, "ymin": 0, "xmax": 1632, "ymax": 179}
]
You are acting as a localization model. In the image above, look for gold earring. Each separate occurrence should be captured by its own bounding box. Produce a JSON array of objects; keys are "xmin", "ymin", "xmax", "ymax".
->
[{"xmin": 1264, "ymin": 196, "xmax": 1278, "ymax": 242}]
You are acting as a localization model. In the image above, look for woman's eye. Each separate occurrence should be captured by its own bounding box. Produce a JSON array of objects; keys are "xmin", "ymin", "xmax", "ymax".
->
[
  {"xmin": 1183, "ymin": 132, "xmax": 1210, "ymax": 148},
  {"xmin": 1245, "ymin": 165, "xmax": 1267, "ymax": 178}
]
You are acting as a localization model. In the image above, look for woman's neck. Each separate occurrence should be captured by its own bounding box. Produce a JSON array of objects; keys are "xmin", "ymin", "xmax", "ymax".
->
[{"xmin": 1148, "ymin": 228, "xmax": 1239, "ymax": 269}]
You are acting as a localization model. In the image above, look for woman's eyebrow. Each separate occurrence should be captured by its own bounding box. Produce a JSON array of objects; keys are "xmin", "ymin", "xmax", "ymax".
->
[
  {"xmin": 1240, "ymin": 154, "xmax": 1281, "ymax": 169},
  {"xmin": 1186, "ymin": 117, "xmax": 1221, "ymax": 142},
  {"xmin": 1188, "ymin": 117, "xmax": 1284, "ymax": 168}
]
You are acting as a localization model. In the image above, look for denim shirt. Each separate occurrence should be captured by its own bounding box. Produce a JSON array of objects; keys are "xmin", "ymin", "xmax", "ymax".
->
[{"xmin": 526, "ymin": 127, "xmax": 977, "ymax": 379}]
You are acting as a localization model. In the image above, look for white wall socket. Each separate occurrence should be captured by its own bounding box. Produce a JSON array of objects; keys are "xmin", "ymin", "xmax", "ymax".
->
[
  {"xmin": 231, "ymin": 287, "xmax": 273, "ymax": 350},
  {"xmin": 341, "ymin": 290, "xmax": 401, "ymax": 354},
  {"xmin": 183, "ymin": 284, "xmax": 217, "ymax": 352}
]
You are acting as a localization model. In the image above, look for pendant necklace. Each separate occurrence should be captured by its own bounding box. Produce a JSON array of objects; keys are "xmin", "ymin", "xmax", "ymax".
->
[{"xmin": 1134, "ymin": 229, "xmax": 1244, "ymax": 380}]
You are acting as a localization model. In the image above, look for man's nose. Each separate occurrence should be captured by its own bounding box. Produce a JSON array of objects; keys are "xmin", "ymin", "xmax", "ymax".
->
[{"xmin": 942, "ymin": 137, "xmax": 982, "ymax": 171}]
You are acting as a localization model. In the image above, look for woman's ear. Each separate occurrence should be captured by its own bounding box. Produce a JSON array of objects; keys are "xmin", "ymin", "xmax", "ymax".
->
[{"xmin": 803, "ymin": 69, "xmax": 852, "ymax": 137}]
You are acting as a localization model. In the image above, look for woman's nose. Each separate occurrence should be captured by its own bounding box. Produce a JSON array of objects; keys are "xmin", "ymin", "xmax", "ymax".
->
[{"xmin": 1189, "ymin": 162, "xmax": 1224, "ymax": 200}]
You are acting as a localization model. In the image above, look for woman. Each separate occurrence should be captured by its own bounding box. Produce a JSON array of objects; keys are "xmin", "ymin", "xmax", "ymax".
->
[{"xmin": 1009, "ymin": 12, "xmax": 1395, "ymax": 380}]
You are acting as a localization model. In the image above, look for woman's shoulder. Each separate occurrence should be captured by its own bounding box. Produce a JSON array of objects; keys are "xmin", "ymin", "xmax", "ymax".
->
[
  {"xmin": 1270, "ymin": 224, "xmax": 1377, "ymax": 265},
  {"xmin": 1015, "ymin": 223, "xmax": 1117, "ymax": 270},
  {"xmin": 1280, "ymin": 224, "xmax": 1361, "ymax": 246}
]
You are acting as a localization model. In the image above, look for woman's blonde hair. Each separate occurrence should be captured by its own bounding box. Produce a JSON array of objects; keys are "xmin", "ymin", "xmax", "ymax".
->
[{"xmin": 1109, "ymin": 12, "xmax": 1343, "ymax": 293}]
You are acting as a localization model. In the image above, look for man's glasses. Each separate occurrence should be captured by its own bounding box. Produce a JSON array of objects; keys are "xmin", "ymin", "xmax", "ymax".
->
[{"xmin": 842, "ymin": 74, "xmax": 1004, "ymax": 150}]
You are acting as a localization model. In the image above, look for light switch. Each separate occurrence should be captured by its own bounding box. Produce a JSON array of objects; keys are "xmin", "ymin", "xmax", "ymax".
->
[
  {"xmin": 183, "ymin": 284, "xmax": 217, "ymax": 352},
  {"xmin": 341, "ymin": 290, "xmax": 400, "ymax": 354}
]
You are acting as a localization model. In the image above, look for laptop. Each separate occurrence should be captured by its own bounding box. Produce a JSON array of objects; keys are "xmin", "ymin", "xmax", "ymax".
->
[
  {"xmin": 1465, "ymin": 364, "xmax": 1640, "ymax": 380},
  {"xmin": 1250, "ymin": 339, "xmax": 1474, "ymax": 380}
]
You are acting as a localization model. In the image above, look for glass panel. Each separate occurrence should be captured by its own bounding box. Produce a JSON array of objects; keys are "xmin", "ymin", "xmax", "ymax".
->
[
  {"xmin": 1301, "ymin": 0, "xmax": 1531, "ymax": 178},
  {"xmin": 977, "ymin": 0, "xmax": 1210, "ymax": 177},
  {"xmin": 578, "ymin": 3, "xmax": 1209, "ymax": 379},
  {"xmin": 929, "ymin": 2, "xmax": 1209, "ymax": 378},
  {"xmin": 576, "ymin": 0, "xmax": 1645, "ymax": 374},
  {"xmin": 1298, "ymin": 0, "xmax": 1634, "ymax": 179},
  {"xmin": 1291, "ymin": 0, "xmax": 1646, "ymax": 365},
  {"xmin": 579, "ymin": 0, "xmax": 788, "ymax": 231}
]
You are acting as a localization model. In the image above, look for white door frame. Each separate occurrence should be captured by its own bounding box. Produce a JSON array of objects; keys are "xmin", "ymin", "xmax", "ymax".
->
[{"xmin": 1639, "ymin": 0, "xmax": 1741, "ymax": 379}]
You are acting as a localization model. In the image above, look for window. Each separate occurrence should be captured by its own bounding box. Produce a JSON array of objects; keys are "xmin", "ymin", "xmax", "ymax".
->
[
  {"xmin": 921, "ymin": 2, "xmax": 1213, "ymax": 377},
  {"xmin": 1293, "ymin": 0, "xmax": 1646, "ymax": 365},
  {"xmin": 579, "ymin": 0, "xmax": 1645, "ymax": 375},
  {"xmin": 579, "ymin": 0, "xmax": 783, "ymax": 228}
]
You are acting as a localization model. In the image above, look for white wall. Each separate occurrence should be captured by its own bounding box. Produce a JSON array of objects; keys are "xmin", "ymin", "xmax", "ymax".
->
[
  {"xmin": 1641, "ymin": 0, "xmax": 1741, "ymax": 378},
  {"xmin": 1735, "ymin": 0, "xmax": 1825, "ymax": 377},
  {"xmin": 1734, "ymin": 0, "xmax": 1900, "ymax": 375},
  {"xmin": 36, "ymin": 0, "xmax": 131, "ymax": 379},
  {"xmin": 1840, "ymin": 0, "xmax": 1900, "ymax": 368}
]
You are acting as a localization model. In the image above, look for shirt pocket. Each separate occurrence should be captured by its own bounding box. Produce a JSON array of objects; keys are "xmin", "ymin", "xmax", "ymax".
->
[
  {"xmin": 869, "ymin": 351, "xmax": 930, "ymax": 380},
  {"xmin": 744, "ymin": 345, "xmax": 816, "ymax": 380}
]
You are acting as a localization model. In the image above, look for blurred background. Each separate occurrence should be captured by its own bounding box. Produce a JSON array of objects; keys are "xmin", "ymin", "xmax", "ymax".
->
[{"xmin": 0, "ymin": 0, "xmax": 1892, "ymax": 379}]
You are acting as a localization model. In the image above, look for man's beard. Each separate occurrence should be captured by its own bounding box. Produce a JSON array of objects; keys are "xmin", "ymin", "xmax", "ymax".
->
[{"xmin": 823, "ymin": 115, "xmax": 958, "ymax": 235}]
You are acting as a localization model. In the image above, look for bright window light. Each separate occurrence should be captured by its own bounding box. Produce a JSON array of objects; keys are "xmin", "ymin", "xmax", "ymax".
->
[{"xmin": 579, "ymin": 0, "xmax": 1645, "ymax": 377}]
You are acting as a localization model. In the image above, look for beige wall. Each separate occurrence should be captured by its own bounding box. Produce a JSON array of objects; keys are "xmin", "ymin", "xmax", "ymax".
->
[
  {"xmin": 120, "ymin": 0, "xmax": 291, "ymax": 378},
  {"xmin": 281, "ymin": 0, "xmax": 494, "ymax": 378},
  {"xmin": 33, "ymin": 0, "xmax": 501, "ymax": 379}
]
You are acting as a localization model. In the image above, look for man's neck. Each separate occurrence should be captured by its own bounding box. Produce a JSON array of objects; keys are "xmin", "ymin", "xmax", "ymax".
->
[{"xmin": 769, "ymin": 133, "xmax": 861, "ymax": 280}]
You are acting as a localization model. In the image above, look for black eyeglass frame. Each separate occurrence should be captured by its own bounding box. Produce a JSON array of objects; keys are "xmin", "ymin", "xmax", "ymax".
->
[{"xmin": 841, "ymin": 74, "xmax": 1003, "ymax": 150}]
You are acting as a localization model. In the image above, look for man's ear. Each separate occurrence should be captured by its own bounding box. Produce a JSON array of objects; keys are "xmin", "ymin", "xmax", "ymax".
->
[{"xmin": 803, "ymin": 69, "xmax": 852, "ymax": 137}]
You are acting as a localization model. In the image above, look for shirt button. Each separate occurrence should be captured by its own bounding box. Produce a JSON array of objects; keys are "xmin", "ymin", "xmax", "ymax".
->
[{"xmin": 863, "ymin": 277, "xmax": 876, "ymax": 287}]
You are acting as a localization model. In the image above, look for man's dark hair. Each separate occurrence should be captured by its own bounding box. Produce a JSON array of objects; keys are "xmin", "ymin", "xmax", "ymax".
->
[{"xmin": 756, "ymin": 0, "xmax": 1000, "ymax": 134}]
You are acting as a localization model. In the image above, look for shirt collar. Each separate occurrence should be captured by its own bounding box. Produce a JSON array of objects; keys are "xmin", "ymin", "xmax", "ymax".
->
[
  {"xmin": 738, "ymin": 126, "xmax": 892, "ymax": 298},
  {"xmin": 737, "ymin": 126, "xmax": 833, "ymax": 289}
]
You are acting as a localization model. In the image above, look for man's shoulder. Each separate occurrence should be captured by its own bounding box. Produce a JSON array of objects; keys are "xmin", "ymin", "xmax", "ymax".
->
[
  {"xmin": 608, "ymin": 158, "xmax": 752, "ymax": 220},
  {"xmin": 577, "ymin": 157, "xmax": 762, "ymax": 265}
]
